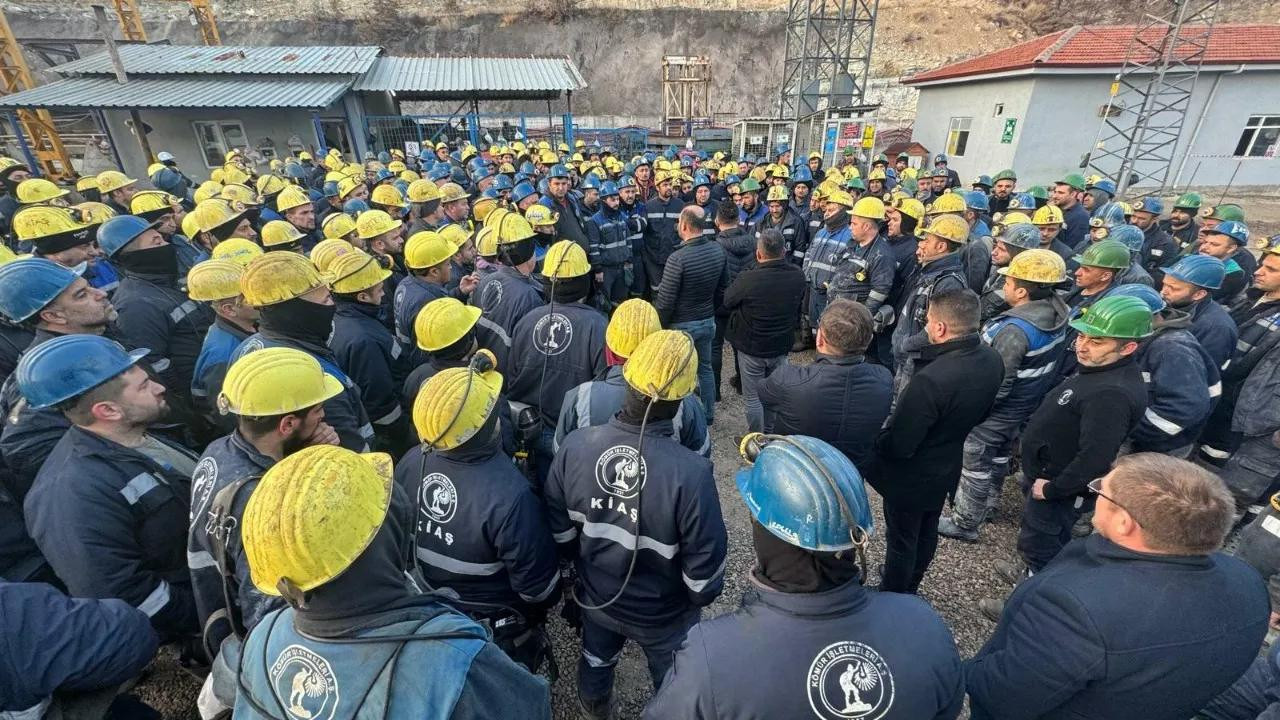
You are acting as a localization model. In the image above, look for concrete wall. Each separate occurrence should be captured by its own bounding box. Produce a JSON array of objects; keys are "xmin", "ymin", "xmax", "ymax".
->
[
  {"xmin": 910, "ymin": 76, "xmax": 1036, "ymax": 182},
  {"xmin": 101, "ymin": 105, "xmax": 350, "ymax": 178},
  {"xmin": 914, "ymin": 68, "xmax": 1280, "ymax": 189}
]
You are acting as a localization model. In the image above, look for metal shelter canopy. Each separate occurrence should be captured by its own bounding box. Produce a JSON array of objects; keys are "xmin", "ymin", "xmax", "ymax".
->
[
  {"xmin": 0, "ymin": 74, "xmax": 353, "ymax": 110},
  {"xmin": 352, "ymin": 55, "xmax": 587, "ymax": 101}
]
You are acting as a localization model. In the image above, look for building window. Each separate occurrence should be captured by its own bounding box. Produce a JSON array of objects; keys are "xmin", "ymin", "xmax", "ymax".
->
[
  {"xmin": 947, "ymin": 117, "xmax": 972, "ymax": 157},
  {"xmin": 192, "ymin": 120, "xmax": 248, "ymax": 168},
  {"xmin": 1233, "ymin": 115, "xmax": 1280, "ymax": 158},
  {"xmin": 993, "ymin": 103, "xmax": 1005, "ymax": 116}
]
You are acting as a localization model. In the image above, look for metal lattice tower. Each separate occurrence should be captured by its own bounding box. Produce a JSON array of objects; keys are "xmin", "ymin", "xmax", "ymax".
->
[
  {"xmin": 1085, "ymin": 0, "xmax": 1220, "ymax": 196},
  {"xmin": 777, "ymin": 0, "xmax": 878, "ymax": 120}
]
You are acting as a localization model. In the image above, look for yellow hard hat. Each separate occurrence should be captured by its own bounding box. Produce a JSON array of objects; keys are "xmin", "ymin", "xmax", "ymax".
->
[
  {"xmin": 75, "ymin": 176, "xmax": 98, "ymax": 193},
  {"xmin": 194, "ymin": 180, "xmax": 222, "ymax": 204},
  {"xmin": 210, "ymin": 237, "xmax": 263, "ymax": 267},
  {"xmin": 765, "ymin": 185, "xmax": 789, "ymax": 203},
  {"xmin": 623, "ymin": 329, "xmax": 697, "ymax": 401},
  {"xmin": 129, "ymin": 190, "xmax": 176, "ymax": 216},
  {"xmin": 400, "ymin": 170, "xmax": 420, "ymax": 183},
  {"xmin": 749, "ymin": 167, "xmax": 767, "ymax": 183},
  {"xmin": 276, "ymin": 185, "xmax": 311, "ymax": 213},
  {"xmin": 475, "ymin": 226, "xmax": 499, "ymax": 257},
  {"xmin": 192, "ymin": 201, "xmax": 242, "ymax": 236},
  {"xmin": 407, "ymin": 179, "xmax": 439, "ymax": 204},
  {"xmin": 998, "ymin": 248, "xmax": 1068, "ymax": 284},
  {"xmin": 147, "ymin": 162, "xmax": 165, "ymax": 176},
  {"xmin": 186, "ymin": 258, "xmax": 246, "ymax": 302},
  {"xmin": 240, "ymin": 251, "xmax": 327, "ymax": 306},
  {"xmin": 867, "ymin": 168, "xmax": 887, "ymax": 182},
  {"xmin": 337, "ymin": 176, "xmax": 364, "ymax": 199},
  {"xmin": 181, "ymin": 212, "xmax": 201, "ymax": 240},
  {"xmin": 343, "ymin": 162, "xmax": 364, "ymax": 178},
  {"xmin": 321, "ymin": 212, "xmax": 358, "ymax": 241},
  {"xmin": 606, "ymin": 299, "xmax": 661, "ymax": 358},
  {"xmin": 825, "ymin": 189, "xmax": 854, "ymax": 209},
  {"xmin": 524, "ymin": 203, "xmax": 559, "ymax": 228},
  {"xmin": 404, "ymin": 231, "xmax": 455, "ymax": 270},
  {"xmin": 438, "ymin": 183, "xmax": 468, "ymax": 205},
  {"xmin": 439, "ymin": 224, "xmax": 471, "ymax": 252},
  {"xmin": 543, "ymin": 240, "xmax": 590, "ymax": 279},
  {"xmin": 926, "ymin": 191, "xmax": 967, "ymax": 216},
  {"xmin": 923, "ymin": 214, "xmax": 970, "ymax": 244},
  {"xmin": 217, "ymin": 345, "xmax": 344, "ymax": 416},
  {"xmin": 1032, "ymin": 205, "xmax": 1064, "ymax": 225},
  {"xmin": 415, "ymin": 297, "xmax": 481, "ymax": 352},
  {"xmin": 209, "ymin": 168, "xmax": 226, "ymax": 184},
  {"xmin": 329, "ymin": 249, "xmax": 392, "ymax": 294},
  {"xmin": 355, "ymin": 210, "xmax": 402, "ymax": 240},
  {"xmin": 95, "ymin": 170, "xmax": 136, "ymax": 194},
  {"xmin": 852, "ymin": 196, "xmax": 886, "ymax": 221},
  {"xmin": 413, "ymin": 353, "xmax": 503, "ymax": 451},
  {"xmin": 256, "ymin": 174, "xmax": 288, "ymax": 197},
  {"xmin": 483, "ymin": 207, "xmax": 510, "ymax": 231},
  {"xmin": 539, "ymin": 150, "xmax": 558, "ymax": 165},
  {"xmin": 495, "ymin": 213, "xmax": 536, "ymax": 246},
  {"xmin": 11, "ymin": 206, "xmax": 89, "ymax": 243},
  {"xmin": 16, "ymin": 178, "xmax": 69, "ymax": 205},
  {"xmin": 1001, "ymin": 211, "xmax": 1033, "ymax": 225},
  {"xmin": 261, "ymin": 220, "xmax": 306, "ymax": 249},
  {"xmin": 221, "ymin": 164, "xmax": 251, "ymax": 187},
  {"xmin": 0, "ymin": 245, "xmax": 16, "ymax": 265},
  {"xmin": 220, "ymin": 183, "xmax": 261, "ymax": 207},
  {"xmin": 70, "ymin": 202, "xmax": 115, "ymax": 227},
  {"xmin": 371, "ymin": 184, "xmax": 407, "ymax": 209},
  {"xmin": 842, "ymin": 166, "xmax": 860, "ymax": 180},
  {"xmin": 243, "ymin": 445, "xmax": 393, "ymax": 598},
  {"xmin": 309, "ymin": 238, "xmax": 357, "ymax": 274},
  {"xmin": 298, "ymin": 151, "xmax": 313, "ymax": 162},
  {"xmin": 387, "ymin": 160, "xmax": 407, "ymax": 174},
  {"xmin": 891, "ymin": 197, "xmax": 925, "ymax": 222},
  {"xmin": 268, "ymin": 159, "xmax": 284, "ymax": 173}
]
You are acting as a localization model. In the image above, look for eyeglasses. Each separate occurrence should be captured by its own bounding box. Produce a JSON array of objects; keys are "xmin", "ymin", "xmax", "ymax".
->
[{"xmin": 1087, "ymin": 477, "xmax": 1132, "ymax": 517}]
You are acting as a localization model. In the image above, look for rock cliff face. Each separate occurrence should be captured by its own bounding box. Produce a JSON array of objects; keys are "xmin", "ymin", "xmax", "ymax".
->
[{"xmin": 5, "ymin": 0, "xmax": 1275, "ymax": 122}]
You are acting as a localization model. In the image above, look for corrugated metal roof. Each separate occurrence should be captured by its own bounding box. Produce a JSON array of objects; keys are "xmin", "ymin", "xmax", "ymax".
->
[
  {"xmin": 55, "ymin": 44, "xmax": 382, "ymax": 77},
  {"xmin": 352, "ymin": 55, "xmax": 586, "ymax": 98},
  {"xmin": 0, "ymin": 75, "xmax": 351, "ymax": 110}
]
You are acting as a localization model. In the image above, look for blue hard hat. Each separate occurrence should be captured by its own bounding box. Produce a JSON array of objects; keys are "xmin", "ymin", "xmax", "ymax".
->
[
  {"xmin": 376, "ymin": 151, "xmax": 391, "ymax": 164},
  {"xmin": 1090, "ymin": 201, "xmax": 1127, "ymax": 229},
  {"xmin": 1000, "ymin": 223, "xmax": 1041, "ymax": 251},
  {"xmin": 519, "ymin": 161, "xmax": 537, "ymax": 176},
  {"xmin": 467, "ymin": 157, "xmax": 487, "ymax": 175},
  {"xmin": 1132, "ymin": 197, "xmax": 1164, "ymax": 215},
  {"xmin": 618, "ymin": 175, "xmax": 637, "ymax": 189},
  {"xmin": 580, "ymin": 174, "xmax": 601, "ymax": 191},
  {"xmin": 98, "ymin": 215, "xmax": 155, "ymax": 258},
  {"xmin": 392, "ymin": 179, "xmax": 410, "ymax": 197},
  {"xmin": 792, "ymin": 166, "xmax": 814, "ymax": 185},
  {"xmin": 470, "ymin": 166, "xmax": 491, "ymax": 183},
  {"xmin": 1205, "ymin": 219, "xmax": 1249, "ymax": 245},
  {"xmin": 548, "ymin": 164, "xmax": 571, "ymax": 179},
  {"xmin": 283, "ymin": 163, "xmax": 308, "ymax": 181},
  {"xmin": 965, "ymin": 190, "xmax": 990, "ymax": 212},
  {"xmin": 1165, "ymin": 254, "xmax": 1226, "ymax": 290},
  {"xmin": 427, "ymin": 166, "xmax": 452, "ymax": 182},
  {"xmin": 323, "ymin": 180, "xmax": 340, "ymax": 198},
  {"xmin": 679, "ymin": 155, "xmax": 694, "ymax": 168},
  {"xmin": 774, "ymin": 144, "xmax": 790, "ymax": 158},
  {"xmin": 449, "ymin": 150, "xmax": 463, "ymax": 164},
  {"xmin": 1090, "ymin": 178, "xmax": 1117, "ymax": 196},
  {"xmin": 663, "ymin": 147, "xmax": 677, "ymax": 160},
  {"xmin": 418, "ymin": 147, "xmax": 434, "ymax": 161},
  {"xmin": 491, "ymin": 174, "xmax": 514, "ymax": 192},
  {"xmin": 511, "ymin": 181, "xmax": 537, "ymax": 204},
  {"xmin": 972, "ymin": 174, "xmax": 993, "ymax": 189},
  {"xmin": 374, "ymin": 168, "xmax": 394, "ymax": 184},
  {"xmin": 934, "ymin": 153, "xmax": 949, "ymax": 165},
  {"xmin": 480, "ymin": 187, "xmax": 501, "ymax": 200},
  {"xmin": 0, "ymin": 258, "xmax": 85, "ymax": 323},
  {"xmin": 744, "ymin": 154, "xmax": 758, "ymax": 165},
  {"xmin": 735, "ymin": 434, "xmax": 873, "ymax": 552},
  {"xmin": 1007, "ymin": 192, "xmax": 1037, "ymax": 211},
  {"xmin": 1108, "ymin": 224, "xmax": 1146, "ymax": 252},
  {"xmin": 697, "ymin": 150, "xmax": 708, "ymax": 161},
  {"xmin": 17, "ymin": 334, "xmax": 150, "ymax": 410},
  {"xmin": 1108, "ymin": 283, "xmax": 1166, "ymax": 313},
  {"xmin": 343, "ymin": 198, "xmax": 370, "ymax": 215},
  {"xmin": 449, "ymin": 168, "xmax": 468, "ymax": 186},
  {"xmin": 692, "ymin": 172, "xmax": 712, "ymax": 189},
  {"xmin": 643, "ymin": 151, "xmax": 657, "ymax": 164},
  {"xmin": 725, "ymin": 174, "xmax": 741, "ymax": 186},
  {"xmin": 599, "ymin": 181, "xmax": 619, "ymax": 198},
  {"xmin": 537, "ymin": 178, "xmax": 550, "ymax": 196}
]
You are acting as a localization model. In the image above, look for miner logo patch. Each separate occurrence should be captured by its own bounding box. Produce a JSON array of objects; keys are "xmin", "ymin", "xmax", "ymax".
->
[
  {"xmin": 1058, "ymin": 388, "xmax": 1074, "ymax": 405},
  {"xmin": 483, "ymin": 280, "xmax": 504, "ymax": 309},
  {"xmin": 807, "ymin": 641, "xmax": 895, "ymax": 719},
  {"xmin": 270, "ymin": 645, "xmax": 339, "ymax": 720},
  {"xmin": 595, "ymin": 445, "xmax": 646, "ymax": 499},
  {"xmin": 420, "ymin": 473, "xmax": 458, "ymax": 524},
  {"xmin": 533, "ymin": 312, "xmax": 573, "ymax": 356},
  {"xmin": 190, "ymin": 457, "xmax": 217, "ymax": 523}
]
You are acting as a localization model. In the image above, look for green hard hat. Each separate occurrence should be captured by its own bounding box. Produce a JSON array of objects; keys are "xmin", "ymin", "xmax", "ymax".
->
[
  {"xmin": 874, "ymin": 153, "xmax": 888, "ymax": 164},
  {"xmin": 1203, "ymin": 203, "xmax": 1245, "ymax": 222},
  {"xmin": 901, "ymin": 178, "xmax": 918, "ymax": 194},
  {"xmin": 994, "ymin": 169, "xmax": 1017, "ymax": 182},
  {"xmin": 1028, "ymin": 185, "xmax": 1048, "ymax": 200},
  {"xmin": 1173, "ymin": 192, "xmax": 1202, "ymax": 210},
  {"xmin": 1072, "ymin": 239, "xmax": 1132, "ymax": 269},
  {"xmin": 1069, "ymin": 295, "xmax": 1153, "ymax": 339},
  {"xmin": 896, "ymin": 152, "xmax": 910, "ymax": 161},
  {"xmin": 740, "ymin": 178, "xmax": 762, "ymax": 193},
  {"xmin": 847, "ymin": 177, "xmax": 866, "ymax": 191},
  {"xmin": 1056, "ymin": 173, "xmax": 1086, "ymax": 191}
]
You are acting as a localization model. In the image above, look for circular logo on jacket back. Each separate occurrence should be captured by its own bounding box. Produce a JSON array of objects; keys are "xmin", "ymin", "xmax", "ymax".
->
[
  {"xmin": 269, "ymin": 645, "xmax": 339, "ymax": 720},
  {"xmin": 190, "ymin": 456, "xmax": 218, "ymax": 523},
  {"xmin": 419, "ymin": 473, "xmax": 458, "ymax": 524},
  {"xmin": 482, "ymin": 279, "xmax": 503, "ymax": 309},
  {"xmin": 533, "ymin": 312, "xmax": 573, "ymax": 356},
  {"xmin": 594, "ymin": 445, "xmax": 647, "ymax": 499},
  {"xmin": 806, "ymin": 641, "xmax": 895, "ymax": 719}
]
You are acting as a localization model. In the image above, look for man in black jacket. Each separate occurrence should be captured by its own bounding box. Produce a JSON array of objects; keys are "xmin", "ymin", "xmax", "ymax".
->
[
  {"xmin": 711, "ymin": 199, "xmax": 757, "ymax": 399},
  {"xmin": 655, "ymin": 205, "xmax": 728, "ymax": 424},
  {"xmin": 724, "ymin": 229, "xmax": 806, "ymax": 431},
  {"xmin": 872, "ymin": 289, "xmax": 1003, "ymax": 593},
  {"xmin": 991, "ymin": 295, "xmax": 1150, "ymax": 595},
  {"xmin": 759, "ymin": 299, "xmax": 892, "ymax": 470}
]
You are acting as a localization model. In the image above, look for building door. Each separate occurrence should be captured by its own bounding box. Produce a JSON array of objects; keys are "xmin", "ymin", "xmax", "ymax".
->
[{"xmin": 319, "ymin": 119, "xmax": 353, "ymax": 157}]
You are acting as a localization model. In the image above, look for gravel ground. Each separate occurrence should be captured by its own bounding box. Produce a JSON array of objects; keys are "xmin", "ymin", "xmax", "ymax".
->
[{"xmin": 136, "ymin": 347, "xmax": 1025, "ymax": 720}]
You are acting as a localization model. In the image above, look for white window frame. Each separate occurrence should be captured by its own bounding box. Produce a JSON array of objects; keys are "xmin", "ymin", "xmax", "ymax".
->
[
  {"xmin": 192, "ymin": 120, "xmax": 248, "ymax": 168},
  {"xmin": 1233, "ymin": 115, "xmax": 1280, "ymax": 158},
  {"xmin": 946, "ymin": 116, "xmax": 972, "ymax": 157}
]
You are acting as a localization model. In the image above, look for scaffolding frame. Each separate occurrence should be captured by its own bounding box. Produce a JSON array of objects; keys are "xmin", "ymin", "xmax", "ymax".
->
[
  {"xmin": 0, "ymin": 10, "xmax": 76, "ymax": 179},
  {"xmin": 1085, "ymin": 0, "xmax": 1219, "ymax": 196},
  {"xmin": 777, "ymin": 0, "xmax": 878, "ymax": 121},
  {"xmin": 661, "ymin": 56, "xmax": 711, "ymax": 136}
]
